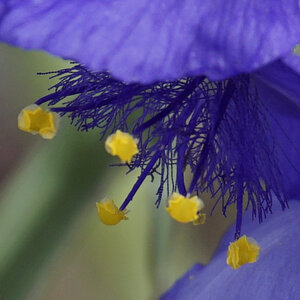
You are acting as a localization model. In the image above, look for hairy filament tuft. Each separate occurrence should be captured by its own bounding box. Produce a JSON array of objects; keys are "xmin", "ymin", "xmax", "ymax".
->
[{"xmin": 36, "ymin": 64, "xmax": 287, "ymax": 237}]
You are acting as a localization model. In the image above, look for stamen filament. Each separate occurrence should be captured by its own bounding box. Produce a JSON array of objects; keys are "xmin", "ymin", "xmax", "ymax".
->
[
  {"xmin": 187, "ymin": 81, "xmax": 236, "ymax": 194},
  {"xmin": 176, "ymin": 143, "xmax": 187, "ymax": 195},
  {"xmin": 119, "ymin": 151, "xmax": 161, "ymax": 211},
  {"xmin": 235, "ymin": 180, "xmax": 244, "ymax": 239},
  {"xmin": 133, "ymin": 77, "xmax": 205, "ymax": 134},
  {"xmin": 35, "ymin": 87, "xmax": 88, "ymax": 105},
  {"xmin": 50, "ymin": 86, "xmax": 149, "ymax": 113}
]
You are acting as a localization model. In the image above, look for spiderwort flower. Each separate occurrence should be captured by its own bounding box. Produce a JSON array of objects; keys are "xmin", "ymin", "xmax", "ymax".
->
[{"xmin": 0, "ymin": 0, "xmax": 300, "ymax": 270}]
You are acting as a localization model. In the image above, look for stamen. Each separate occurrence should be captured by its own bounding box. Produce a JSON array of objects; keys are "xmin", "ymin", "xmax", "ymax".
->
[
  {"xmin": 176, "ymin": 142, "xmax": 187, "ymax": 195},
  {"xmin": 187, "ymin": 80, "xmax": 236, "ymax": 194},
  {"xmin": 96, "ymin": 199, "xmax": 128, "ymax": 225},
  {"xmin": 166, "ymin": 193, "xmax": 205, "ymax": 223},
  {"xmin": 105, "ymin": 130, "xmax": 139, "ymax": 163},
  {"xmin": 119, "ymin": 151, "xmax": 161, "ymax": 211},
  {"xmin": 17, "ymin": 104, "xmax": 60, "ymax": 139},
  {"xmin": 33, "ymin": 65, "xmax": 289, "ymax": 237},
  {"xmin": 133, "ymin": 77, "xmax": 204, "ymax": 134},
  {"xmin": 227, "ymin": 235, "xmax": 260, "ymax": 269}
]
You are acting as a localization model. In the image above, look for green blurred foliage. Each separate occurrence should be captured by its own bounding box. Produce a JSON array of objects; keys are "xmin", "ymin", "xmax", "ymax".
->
[{"xmin": 0, "ymin": 124, "xmax": 108, "ymax": 300}]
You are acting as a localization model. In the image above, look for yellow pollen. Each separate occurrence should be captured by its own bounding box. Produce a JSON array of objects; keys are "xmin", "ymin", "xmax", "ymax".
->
[
  {"xmin": 166, "ymin": 192, "xmax": 205, "ymax": 223},
  {"xmin": 96, "ymin": 199, "xmax": 128, "ymax": 225},
  {"xmin": 227, "ymin": 235, "xmax": 260, "ymax": 269},
  {"xmin": 105, "ymin": 130, "xmax": 139, "ymax": 163},
  {"xmin": 18, "ymin": 104, "xmax": 60, "ymax": 139}
]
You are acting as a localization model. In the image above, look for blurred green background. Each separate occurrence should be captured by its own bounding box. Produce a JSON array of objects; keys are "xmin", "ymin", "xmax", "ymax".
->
[{"xmin": 0, "ymin": 43, "xmax": 234, "ymax": 300}]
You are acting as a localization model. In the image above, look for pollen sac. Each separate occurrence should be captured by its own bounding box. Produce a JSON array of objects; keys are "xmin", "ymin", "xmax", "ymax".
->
[
  {"xmin": 166, "ymin": 193, "xmax": 205, "ymax": 223},
  {"xmin": 96, "ymin": 199, "xmax": 128, "ymax": 225},
  {"xmin": 105, "ymin": 130, "xmax": 139, "ymax": 163},
  {"xmin": 227, "ymin": 235, "xmax": 260, "ymax": 269},
  {"xmin": 18, "ymin": 104, "xmax": 60, "ymax": 139}
]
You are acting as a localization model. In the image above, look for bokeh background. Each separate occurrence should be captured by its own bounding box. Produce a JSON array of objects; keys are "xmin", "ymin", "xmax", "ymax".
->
[{"xmin": 0, "ymin": 43, "xmax": 234, "ymax": 300}]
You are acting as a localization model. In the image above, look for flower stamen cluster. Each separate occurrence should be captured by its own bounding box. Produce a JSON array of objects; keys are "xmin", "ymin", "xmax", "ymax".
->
[{"xmin": 18, "ymin": 64, "xmax": 288, "ymax": 268}]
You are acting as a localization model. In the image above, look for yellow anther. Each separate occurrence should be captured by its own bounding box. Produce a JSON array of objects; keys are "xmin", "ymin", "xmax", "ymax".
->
[
  {"xmin": 96, "ymin": 199, "xmax": 128, "ymax": 225},
  {"xmin": 166, "ymin": 193, "xmax": 205, "ymax": 223},
  {"xmin": 227, "ymin": 235, "xmax": 260, "ymax": 269},
  {"xmin": 105, "ymin": 130, "xmax": 139, "ymax": 163},
  {"xmin": 18, "ymin": 104, "xmax": 59, "ymax": 139}
]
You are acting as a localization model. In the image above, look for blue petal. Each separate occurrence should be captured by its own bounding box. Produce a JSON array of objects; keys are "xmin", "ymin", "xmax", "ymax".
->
[
  {"xmin": 253, "ymin": 61, "xmax": 300, "ymax": 198},
  {"xmin": 1, "ymin": 1, "xmax": 300, "ymax": 83},
  {"xmin": 254, "ymin": 60, "xmax": 300, "ymax": 111},
  {"xmin": 161, "ymin": 201, "xmax": 300, "ymax": 300}
]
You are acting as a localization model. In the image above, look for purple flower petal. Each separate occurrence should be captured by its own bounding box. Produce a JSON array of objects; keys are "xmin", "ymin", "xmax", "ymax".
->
[
  {"xmin": 253, "ymin": 61, "xmax": 300, "ymax": 198},
  {"xmin": 1, "ymin": 1, "xmax": 300, "ymax": 83},
  {"xmin": 254, "ymin": 60, "xmax": 300, "ymax": 111},
  {"xmin": 161, "ymin": 201, "xmax": 300, "ymax": 300}
]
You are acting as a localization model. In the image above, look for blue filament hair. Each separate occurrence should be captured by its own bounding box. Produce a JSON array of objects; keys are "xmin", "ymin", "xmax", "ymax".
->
[{"xmin": 36, "ymin": 63, "xmax": 287, "ymax": 238}]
